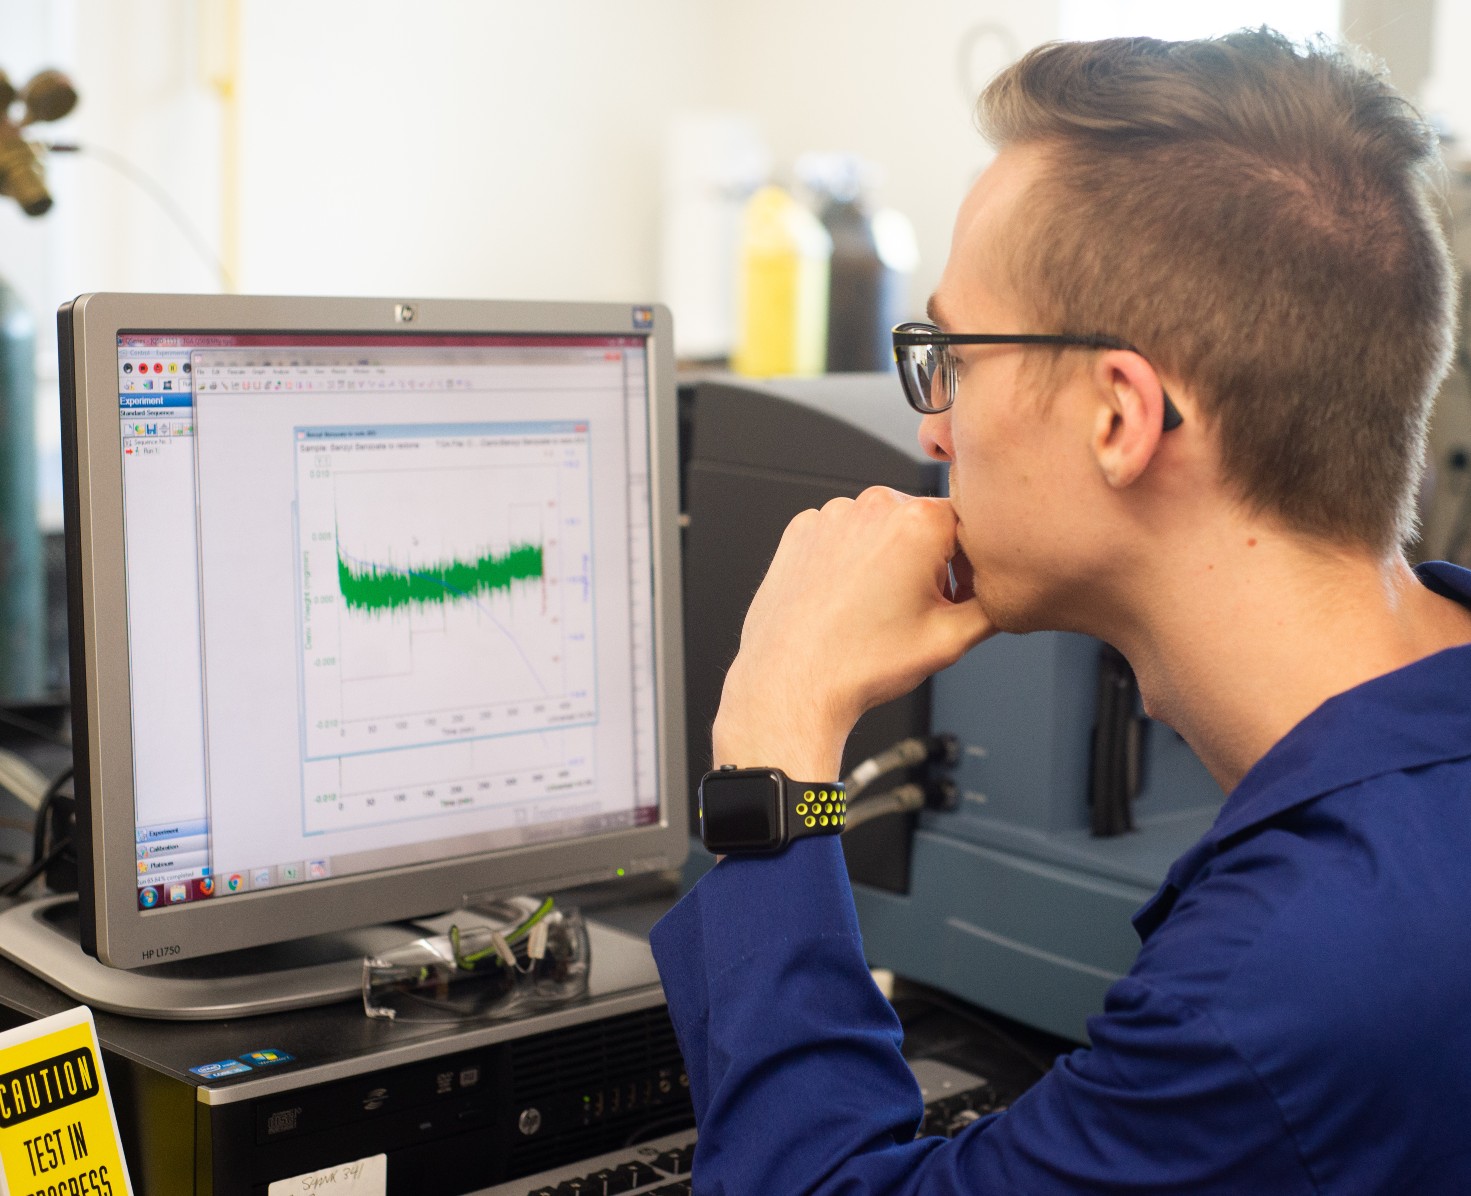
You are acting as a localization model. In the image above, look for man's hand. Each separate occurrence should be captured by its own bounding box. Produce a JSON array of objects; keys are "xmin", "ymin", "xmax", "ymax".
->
[{"xmin": 712, "ymin": 487, "xmax": 995, "ymax": 781}]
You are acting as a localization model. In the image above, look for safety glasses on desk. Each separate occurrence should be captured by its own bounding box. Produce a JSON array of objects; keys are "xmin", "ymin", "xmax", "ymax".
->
[{"xmin": 362, "ymin": 896, "xmax": 590, "ymax": 1024}]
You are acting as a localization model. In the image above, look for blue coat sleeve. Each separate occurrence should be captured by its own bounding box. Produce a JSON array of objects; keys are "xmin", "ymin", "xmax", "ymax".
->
[
  {"xmin": 651, "ymin": 838, "xmax": 945, "ymax": 1192},
  {"xmin": 650, "ymin": 838, "xmax": 1314, "ymax": 1194}
]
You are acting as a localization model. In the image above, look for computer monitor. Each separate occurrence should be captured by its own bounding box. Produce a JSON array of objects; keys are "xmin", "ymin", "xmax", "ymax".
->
[{"xmin": 55, "ymin": 293, "xmax": 688, "ymax": 972}]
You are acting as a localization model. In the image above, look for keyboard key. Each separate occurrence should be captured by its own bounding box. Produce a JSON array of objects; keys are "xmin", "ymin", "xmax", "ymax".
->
[
  {"xmin": 583, "ymin": 1168, "xmax": 634, "ymax": 1194},
  {"xmin": 651, "ymin": 1145, "xmax": 694, "ymax": 1175},
  {"xmin": 612, "ymin": 1162, "xmax": 661, "ymax": 1188}
]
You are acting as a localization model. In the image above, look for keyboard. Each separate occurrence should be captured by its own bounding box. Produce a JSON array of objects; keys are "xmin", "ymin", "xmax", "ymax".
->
[{"xmin": 475, "ymin": 1058, "xmax": 997, "ymax": 1195}]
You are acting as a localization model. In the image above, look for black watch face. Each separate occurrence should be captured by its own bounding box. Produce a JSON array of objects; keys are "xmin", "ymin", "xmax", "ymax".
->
[{"xmin": 700, "ymin": 770, "xmax": 783, "ymax": 852}]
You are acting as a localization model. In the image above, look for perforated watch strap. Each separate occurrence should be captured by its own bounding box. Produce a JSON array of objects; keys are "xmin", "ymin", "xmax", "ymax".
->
[{"xmin": 787, "ymin": 782, "xmax": 847, "ymax": 840}]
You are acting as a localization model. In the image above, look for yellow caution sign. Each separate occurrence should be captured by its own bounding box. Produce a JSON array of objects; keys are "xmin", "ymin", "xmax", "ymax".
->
[{"xmin": 0, "ymin": 1007, "xmax": 132, "ymax": 1196}]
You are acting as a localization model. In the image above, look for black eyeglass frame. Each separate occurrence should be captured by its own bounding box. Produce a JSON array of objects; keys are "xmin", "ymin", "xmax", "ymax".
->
[{"xmin": 892, "ymin": 321, "xmax": 1184, "ymax": 431}]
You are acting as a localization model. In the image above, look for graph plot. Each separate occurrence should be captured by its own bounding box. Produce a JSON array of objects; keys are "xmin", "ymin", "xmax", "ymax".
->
[
  {"xmin": 336, "ymin": 539, "xmax": 545, "ymax": 616},
  {"xmin": 295, "ymin": 422, "xmax": 597, "ymax": 771}
]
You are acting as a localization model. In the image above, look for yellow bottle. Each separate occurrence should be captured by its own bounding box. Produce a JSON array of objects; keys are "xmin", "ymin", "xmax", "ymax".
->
[{"xmin": 731, "ymin": 184, "xmax": 832, "ymax": 376}]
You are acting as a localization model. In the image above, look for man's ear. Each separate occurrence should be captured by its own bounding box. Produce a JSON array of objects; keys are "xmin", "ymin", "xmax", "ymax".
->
[{"xmin": 1089, "ymin": 350, "xmax": 1168, "ymax": 489}]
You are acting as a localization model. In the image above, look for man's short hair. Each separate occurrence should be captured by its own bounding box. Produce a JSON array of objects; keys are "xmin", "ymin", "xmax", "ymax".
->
[{"xmin": 978, "ymin": 29, "xmax": 1456, "ymax": 553}]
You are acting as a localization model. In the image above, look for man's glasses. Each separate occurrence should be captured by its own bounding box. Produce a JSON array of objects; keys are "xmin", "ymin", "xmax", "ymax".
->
[{"xmin": 892, "ymin": 321, "xmax": 1184, "ymax": 431}]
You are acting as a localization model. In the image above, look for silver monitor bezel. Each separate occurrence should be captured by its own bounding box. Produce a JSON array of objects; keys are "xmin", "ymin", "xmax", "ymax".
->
[{"xmin": 61, "ymin": 292, "xmax": 688, "ymax": 968}]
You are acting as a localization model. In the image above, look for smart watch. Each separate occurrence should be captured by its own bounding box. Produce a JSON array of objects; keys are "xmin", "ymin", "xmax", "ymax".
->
[{"xmin": 698, "ymin": 765, "xmax": 848, "ymax": 855}]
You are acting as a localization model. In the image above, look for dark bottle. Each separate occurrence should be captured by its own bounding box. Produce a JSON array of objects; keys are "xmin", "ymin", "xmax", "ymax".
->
[{"xmin": 804, "ymin": 155, "xmax": 917, "ymax": 373}]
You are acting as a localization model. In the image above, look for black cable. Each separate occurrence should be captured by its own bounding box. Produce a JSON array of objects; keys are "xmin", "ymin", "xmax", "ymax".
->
[
  {"xmin": 0, "ymin": 765, "xmax": 75, "ymax": 899},
  {"xmin": 0, "ymin": 834, "xmax": 71, "ymax": 898},
  {"xmin": 0, "ymin": 708, "xmax": 70, "ymax": 750},
  {"xmin": 30, "ymin": 764, "xmax": 74, "ymax": 865}
]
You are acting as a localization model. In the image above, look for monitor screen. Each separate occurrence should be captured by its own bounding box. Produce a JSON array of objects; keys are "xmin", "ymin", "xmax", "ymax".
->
[{"xmin": 59, "ymin": 295, "xmax": 687, "ymax": 968}]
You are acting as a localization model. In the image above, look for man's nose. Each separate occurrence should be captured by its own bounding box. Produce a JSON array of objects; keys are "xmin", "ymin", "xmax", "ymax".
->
[{"xmin": 917, "ymin": 410, "xmax": 953, "ymax": 463}]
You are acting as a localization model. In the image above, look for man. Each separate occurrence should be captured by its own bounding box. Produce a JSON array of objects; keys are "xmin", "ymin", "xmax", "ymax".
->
[{"xmin": 651, "ymin": 28, "xmax": 1471, "ymax": 1194}]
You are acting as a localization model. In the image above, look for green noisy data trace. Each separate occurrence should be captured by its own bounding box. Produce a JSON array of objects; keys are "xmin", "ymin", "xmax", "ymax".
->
[{"xmin": 335, "ymin": 540, "xmax": 545, "ymax": 615}]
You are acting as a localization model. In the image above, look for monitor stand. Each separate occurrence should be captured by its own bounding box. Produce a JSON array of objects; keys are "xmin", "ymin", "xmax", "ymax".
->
[{"xmin": 0, "ymin": 895, "xmax": 663, "ymax": 1021}]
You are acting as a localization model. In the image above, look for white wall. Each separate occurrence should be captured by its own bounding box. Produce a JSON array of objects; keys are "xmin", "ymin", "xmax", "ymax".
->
[
  {"xmin": 227, "ymin": 1, "xmax": 1056, "ymax": 316},
  {"xmin": 1, "ymin": 0, "xmax": 226, "ymax": 311},
  {"xmin": 232, "ymin": 2, "xmax": 722, "ymax": 300},
  {"xmin": 1424, "ymin": 0, "xmax": 1471, "ymax": 144}
]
